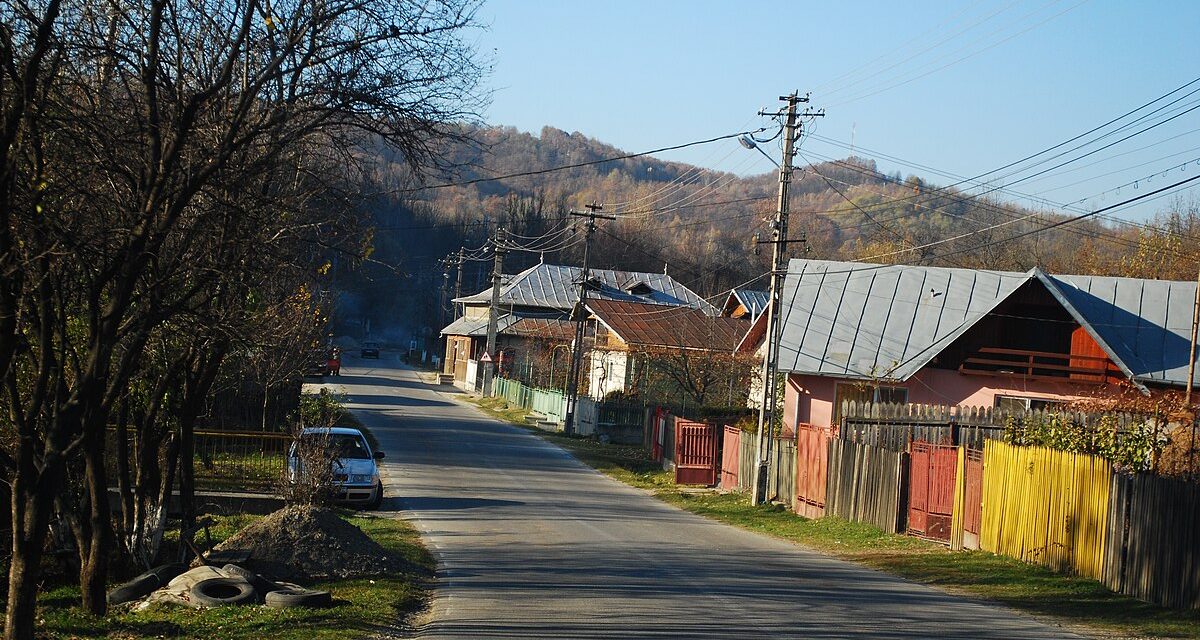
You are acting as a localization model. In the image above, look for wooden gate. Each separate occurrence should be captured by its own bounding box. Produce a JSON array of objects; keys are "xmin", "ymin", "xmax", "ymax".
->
[
  {"xmin": 674, "ymin": 420, "xmax": 718, "ymax": 485},
  {"xmin": 794, "ymin": 425, "xmax": 829, "ymax": 519},
  {"xmin": 908, "ymin": 441, "xmax": 958, "ymax": 541},
  {"xmin": 720, "ymin": 426, "xmax": 741, "ymax": 490}
]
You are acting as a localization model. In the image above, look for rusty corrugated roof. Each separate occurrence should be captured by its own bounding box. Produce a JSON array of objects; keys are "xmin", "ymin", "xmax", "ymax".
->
[{"xmin": 587, "ymin": 299, "xmax": 748, "ymax": 352}]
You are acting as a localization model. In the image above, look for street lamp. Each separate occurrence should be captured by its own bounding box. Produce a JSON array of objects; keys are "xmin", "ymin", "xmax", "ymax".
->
[{"xmin": 739, "ymin": 135, "xmax": 780, "ymax": 168}]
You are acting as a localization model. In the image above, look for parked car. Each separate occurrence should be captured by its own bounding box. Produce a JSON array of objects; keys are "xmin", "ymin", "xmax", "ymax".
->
[
  {"xmin": 287, "ymin": 427, "xmax": 384, "ymax": 509},
  {"xmin": 360, "ymin": 341, "xmax": 380, "ymax": 359}
]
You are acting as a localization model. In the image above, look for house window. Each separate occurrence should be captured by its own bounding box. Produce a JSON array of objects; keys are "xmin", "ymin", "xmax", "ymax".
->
[
  {"xmin": 833, "ymin": 383, "xmax": 909, "ymax": 425},
  {"xmin": 994, "ymin": 395, "xmax": 1054, "ymax": 412}
]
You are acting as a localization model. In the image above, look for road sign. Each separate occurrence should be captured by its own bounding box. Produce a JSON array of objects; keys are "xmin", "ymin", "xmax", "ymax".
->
[{"xmin": 478, "ymin": 351, "xmax": 492, "ymax": 363}]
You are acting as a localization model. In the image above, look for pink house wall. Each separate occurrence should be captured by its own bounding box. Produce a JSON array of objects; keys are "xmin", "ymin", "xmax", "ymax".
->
[{"xmin": 784, "ymin": 367, "xmax": 1120, "ymax": 431}]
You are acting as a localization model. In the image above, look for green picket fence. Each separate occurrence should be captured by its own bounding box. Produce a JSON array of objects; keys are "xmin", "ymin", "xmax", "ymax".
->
[{"xmin": 492, "ymin": 377, "xmax": 566, "ymax": 423}]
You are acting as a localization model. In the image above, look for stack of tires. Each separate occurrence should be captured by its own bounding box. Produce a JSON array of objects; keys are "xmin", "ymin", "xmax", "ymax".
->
[{"xmin": 107, "ymin": 563, "xmax": 331, "ymax": 609}]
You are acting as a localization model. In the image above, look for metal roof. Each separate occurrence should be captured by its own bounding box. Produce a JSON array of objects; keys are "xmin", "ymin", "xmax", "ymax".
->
[
  {"xmin": 438, "ymin": 314, "xmax": 575, "ymax": 342},
  {"xmin": 454, "ymin": 263, "xmax": 715, "ymax": 313},
  {"xmin": 776, "ymin": 259, "xmax": 1199, "ymax": 389},
  {"xmin": 439, "ymin": 314, "xmax": 520, "ymax": 338},
  {"xmin": 732, "ymin": 288, "xmax": 769, "ymax": 321},
  {"xmin": 1045, "ymin": 271, "xmax": 1196, "ymax": 387},
  {"xmin": 777, "ymin": 260, "xmax": 1029, "ymax": 382},
  {"xmin": 587, "ymin": 299, "xmax": 748, "ymax": 352}
]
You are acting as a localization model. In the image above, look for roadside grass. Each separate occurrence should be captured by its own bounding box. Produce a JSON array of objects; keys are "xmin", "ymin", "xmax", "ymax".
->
[
  {"xmin": 37, "ymin": 512, "xmax": 433, "ymax": 640},
  {"xmin": 467, "ymin": 394, "xmax": 1200, "ymax": 639}
]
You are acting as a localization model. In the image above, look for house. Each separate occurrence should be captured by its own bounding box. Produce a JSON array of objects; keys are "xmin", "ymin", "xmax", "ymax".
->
[
  {"xmin": 586, "ymin": 298, "xmax": 749, "ymax": 403},
  {"xmin": 775, "ymin": 259, "xmax": 1197, "ymax": 431},
  {"xmin": 440, "ymin": 262, "xmax": 715, "ymax": 387}
]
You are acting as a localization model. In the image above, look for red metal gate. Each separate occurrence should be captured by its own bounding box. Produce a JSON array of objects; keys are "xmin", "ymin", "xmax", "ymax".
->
[
  {"xmin": 674, "ymin": 420, "xmax": 718, "ymax": 486},
  {"xmin": 794, "ymin": 425, "xmax": 829, "ymax": 519},
  {"xmin": 720, "ymin": 426, "xmax": 741, "ymax": 490},
  {"xmin": 651, "ymin": 408, "xmax": 668, "ymax": 462},
  {"xmin": 908, "ymin": 441, "xmax": 957, "ymax": 541},
  {"xmin": 962, "ymin": 448, "xmax": 984, "ymax": 549}
]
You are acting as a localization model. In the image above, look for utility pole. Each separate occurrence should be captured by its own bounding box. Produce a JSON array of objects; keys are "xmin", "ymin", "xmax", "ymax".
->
[
  {"xmin": 453, "ymin": 247, "xmax": 465, "ymax": 320},
  {"xmin": 482, "ymin": 228, "xmax": 506, "ymax": 397},
  {"xmin": 564, "ymin": 203, "xmax": 616, "ymax": 434},
  {"xmin": 1187, "ymin": 265, "xmax": 1200, "ymax": 406},
  {"xmin": 752, "ymin": 92, "xmax": 822, "ymax": 506}
]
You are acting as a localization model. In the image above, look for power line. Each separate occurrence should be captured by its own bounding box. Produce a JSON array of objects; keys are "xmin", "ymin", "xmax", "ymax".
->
[{"xmin": 393, "ymin": 128, "xmax": 767, "ymax": 193}]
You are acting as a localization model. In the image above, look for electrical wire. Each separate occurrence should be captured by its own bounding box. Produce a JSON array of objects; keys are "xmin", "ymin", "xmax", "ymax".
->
[{"xmin": 394, "ymin": 128, "xmax": 768, "ymax": 194}]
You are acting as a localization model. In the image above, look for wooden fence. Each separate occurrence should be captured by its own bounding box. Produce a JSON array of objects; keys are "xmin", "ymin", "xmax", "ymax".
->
[
  {"xmin": 825, "ymin": 439, "xmax": 905, "ymax": 533},
  {"xmin": 794, "ymin": 426, "xmax": 830, "ymax": 519},
  {"xmin": 767, "ymin": 437, "xmax": 796, "ymax": 507},
  {"xmin": 1103, "ymin": 473, "xmax": 1200, "ymax": 610},
  {"xmin": 980, "ymin": 440, "xmax": 1111, "ymax": 580},
  {"xmin": 840, "ymin": 401, "xmax": 1151, "ymax": 452}
]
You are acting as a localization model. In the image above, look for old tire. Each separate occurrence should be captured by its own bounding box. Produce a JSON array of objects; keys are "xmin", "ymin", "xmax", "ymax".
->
[
  {"xmin": 221, "ymin": 564, "xmax": 279, "ymax": 599},
  {"xmin": 107, "ymin": 563, "xmax": 186, "ymax": 605},
  {"xmin": 188, "ymin": 577, "xmax": 257, "ymax": 607},
  {"xmin": 264, "ymin": 588, "xmax": 332, "ymax": 609}
]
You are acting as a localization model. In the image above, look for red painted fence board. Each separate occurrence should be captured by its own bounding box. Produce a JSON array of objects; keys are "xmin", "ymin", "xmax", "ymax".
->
[
  {"xmin": 674, "ymin": 420, "xmax": 718, "ymax": 486},
  {"xmin": 720, "ymin": 426, "xmax": 741, "ymax": 490},
  {"xmin": 794, "ymin": 425, "xmax": 829, "ymax": 519},
  {"xmin": 908, "ymin": 441, "xmax": 958, "ymax": 541}
]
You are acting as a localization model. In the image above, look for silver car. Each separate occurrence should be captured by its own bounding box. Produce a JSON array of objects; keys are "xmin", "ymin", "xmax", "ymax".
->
[{"xmin": 288, "ymin": 427, "xmax": 384, "ymax": 509}]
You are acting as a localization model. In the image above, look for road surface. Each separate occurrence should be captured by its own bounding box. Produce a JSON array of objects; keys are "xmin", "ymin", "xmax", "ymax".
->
[{"xmin": 332, "ymin": 357, "xmax": 1083, "ymax": 639}]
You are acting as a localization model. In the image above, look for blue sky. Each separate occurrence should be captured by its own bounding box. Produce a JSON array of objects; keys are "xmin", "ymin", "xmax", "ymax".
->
[{"xmin": 475, "ymin": 0, "xmax": 1200, "ymax": 221}]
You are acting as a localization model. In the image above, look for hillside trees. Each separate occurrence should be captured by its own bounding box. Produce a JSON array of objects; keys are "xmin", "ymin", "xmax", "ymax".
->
[{"xmin": 0, "ymin": 0, "xmax": 483, "ymax": 636}]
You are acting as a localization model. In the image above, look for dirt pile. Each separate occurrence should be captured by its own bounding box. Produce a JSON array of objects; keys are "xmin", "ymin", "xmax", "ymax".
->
[{"xmin": 207, "ymin": 505, "xmax": 411, "ymax": 581}]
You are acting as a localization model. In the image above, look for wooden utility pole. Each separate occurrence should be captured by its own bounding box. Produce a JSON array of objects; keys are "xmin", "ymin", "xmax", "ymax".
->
[
  {"xmin": 481, "ymin": 229, "xmax": 506, "ymax": 397},
  {"xmin": 564, "ymin": 203, "xmax": 615, "ymax": 434},
  {"xmin": 453, "ymin": 247, "xmax": 465, "ymax": 320},
  {"xmin": 752, "ymin": 92, "xmax": 821, "ymax": 506},
  {"xmin": 1187, "ymin": 266, "xmax": 1200, "ymax": 406}
]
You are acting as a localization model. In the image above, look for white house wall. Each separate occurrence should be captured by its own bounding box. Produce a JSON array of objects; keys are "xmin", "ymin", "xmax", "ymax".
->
[{"xmin": 588, "ymin": 350, "xmax": 629, "ymax": 399}]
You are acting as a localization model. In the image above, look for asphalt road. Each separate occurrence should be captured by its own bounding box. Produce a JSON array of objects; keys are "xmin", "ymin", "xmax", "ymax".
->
[{"xmin": 332, "ymin": 357, "xmax": 1084, "ymax": 640}]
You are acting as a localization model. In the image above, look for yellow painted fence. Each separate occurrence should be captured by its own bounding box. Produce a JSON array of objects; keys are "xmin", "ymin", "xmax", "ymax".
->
[{"xmin": 980, "ymin": 440, "xmax": 1112, "ymax": 580}]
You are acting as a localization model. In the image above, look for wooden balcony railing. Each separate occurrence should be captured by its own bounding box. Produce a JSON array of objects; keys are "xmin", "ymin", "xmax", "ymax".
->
[{"xmin": 958, "ymin": 347, "xmax": 1115, "ymax": 384}]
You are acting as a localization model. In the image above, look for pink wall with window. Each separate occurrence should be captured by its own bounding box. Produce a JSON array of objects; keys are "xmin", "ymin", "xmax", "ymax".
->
[{"xmin": 783, "ymin": 367, "xmax": 1120, "ymax": 431}]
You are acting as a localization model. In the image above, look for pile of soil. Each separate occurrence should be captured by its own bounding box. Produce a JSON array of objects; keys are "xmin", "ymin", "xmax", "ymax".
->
[{"xmin": 207, "ymin": 505, "xmax": 411, "ymax": 581}]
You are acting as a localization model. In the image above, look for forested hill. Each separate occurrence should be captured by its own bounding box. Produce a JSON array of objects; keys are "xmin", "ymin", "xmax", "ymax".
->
[{"xmin": 343, "ymin": 125, "xmax": 1193, "ymax": 341}]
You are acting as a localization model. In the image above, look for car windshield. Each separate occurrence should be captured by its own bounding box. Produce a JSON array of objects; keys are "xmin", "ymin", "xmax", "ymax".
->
[{"xmin": 299, "ymin": 433, "xmax": 371, "ymax": 459}]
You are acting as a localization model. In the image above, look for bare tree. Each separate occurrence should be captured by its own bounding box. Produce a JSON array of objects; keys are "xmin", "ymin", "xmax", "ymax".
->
[{"xmin": 0, "ymin": 0, "xmax": 483, "ymax": 635}]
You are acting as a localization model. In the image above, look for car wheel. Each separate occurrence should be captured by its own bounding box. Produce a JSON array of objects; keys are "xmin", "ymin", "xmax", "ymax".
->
[{"xmin": 367, "ymin": 481, "xmax": 383, "ymax": 510}]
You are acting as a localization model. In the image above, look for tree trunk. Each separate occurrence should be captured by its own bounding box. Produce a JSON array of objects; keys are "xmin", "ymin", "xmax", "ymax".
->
[
  {"xmin": 6, "ymin": 464, "xmax": 59, "ymax": 640},
  {"xmin": 79, "ymin": 425, "xmax": 113, "ymax": 616}
]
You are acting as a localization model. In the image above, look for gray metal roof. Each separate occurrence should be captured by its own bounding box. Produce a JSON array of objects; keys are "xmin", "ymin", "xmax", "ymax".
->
[
  {"xmin": 1045, "ymin": 271, "xmax": 1195, "ymax": 387},
  {"xmin": 776, "ymin": 259, "xmax": 1198, "ymax": 389},
  {"xmin": 439, "ymin": 314, "xmax": 520, "ymax": 338},
  {"xmin": 454, "ymin": 263, "xmax": 715, "ymax": 313},
  {"xmin": 733, "ymin": 288, "xmax": 769, "ymax": 321},
  {"xmin": 777, "ymin": 260, "xmax": 1029, "ymax": 381}
]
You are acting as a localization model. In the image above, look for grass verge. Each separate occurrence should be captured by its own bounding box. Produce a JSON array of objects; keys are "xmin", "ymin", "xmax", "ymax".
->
[
  {"xmin": 468, "ymin": 395, "xmax": 1200, "ymax": 639},
  {"xmin": 37, "ymin": 512, "xmax": 433, "ymax": 640}
]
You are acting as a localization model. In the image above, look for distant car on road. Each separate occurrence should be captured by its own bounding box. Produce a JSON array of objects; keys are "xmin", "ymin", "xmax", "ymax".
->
[
  {"xmin": 287, "ymin": 427, "xmax": 384, "ymax": 510},
  {"xmin": 360, "ymin": 341, "xmax": 380, "ymax": 359}
]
